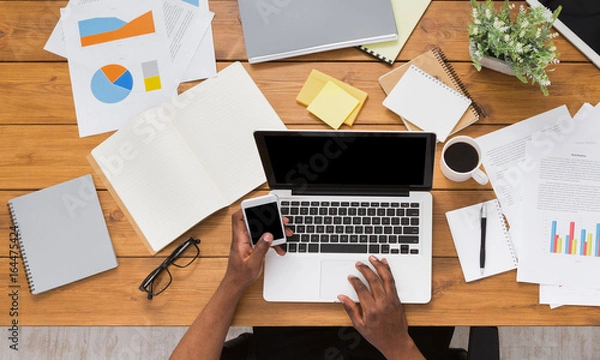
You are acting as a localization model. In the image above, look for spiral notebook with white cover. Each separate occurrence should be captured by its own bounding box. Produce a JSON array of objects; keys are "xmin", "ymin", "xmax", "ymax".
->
[
  {"xmin": 383, "ymin": 64, "xmax": 471, "ymax": 142},
  {"xmin": 445, "ymin": 199, "xmax": 517, "ymax": 282},
  {"xmin": 7, "ymin": 175, "xmax": 118, "ymax": 294}
]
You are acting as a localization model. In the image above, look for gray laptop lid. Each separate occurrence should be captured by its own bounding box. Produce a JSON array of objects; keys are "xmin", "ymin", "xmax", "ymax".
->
[{"xmin": 238, "ymin": 0, "xmax": 398, "ymax": 63}]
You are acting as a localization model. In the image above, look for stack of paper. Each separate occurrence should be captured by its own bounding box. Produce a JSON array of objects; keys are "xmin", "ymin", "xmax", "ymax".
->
[
  {"xmin": 44, "ymin": 0, "xmax": 216, "ymax": 137},
  {"xmin": 296, "ymin": 69, "xmax": 368, "ymax": 129},
  {"xmin": 476, "ymin": 102, "xmax": 600, "ymax": 308}
]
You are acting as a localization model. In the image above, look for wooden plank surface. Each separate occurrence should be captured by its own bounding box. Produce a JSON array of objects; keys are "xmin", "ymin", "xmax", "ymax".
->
[
  {"xmin": 0, "ymin": 1, "xmax": 589, "ymax": 63},
  {"xmin": 1, "ymin": 0, "xmax": 599, "ymax": 326},
  {"xmin": 2, "ymin": 257, "xmax": 600, "ymax": 327}
]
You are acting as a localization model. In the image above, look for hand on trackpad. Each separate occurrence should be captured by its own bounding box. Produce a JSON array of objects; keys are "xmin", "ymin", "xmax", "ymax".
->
[{"xmin": 319, "ymin": 260, "xmax": 372, "ymax": 302}]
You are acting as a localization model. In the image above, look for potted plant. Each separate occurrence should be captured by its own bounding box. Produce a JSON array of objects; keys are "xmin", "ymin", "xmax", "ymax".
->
[{"xmin": 468, "ymin": 0, "xmax": 561, "ymax": 95}]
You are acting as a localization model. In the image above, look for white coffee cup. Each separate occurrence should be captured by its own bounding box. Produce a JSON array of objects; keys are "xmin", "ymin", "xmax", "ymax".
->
[{"xmin": 440, "ymin": 136, "xmax": 488, "ymax": 185}]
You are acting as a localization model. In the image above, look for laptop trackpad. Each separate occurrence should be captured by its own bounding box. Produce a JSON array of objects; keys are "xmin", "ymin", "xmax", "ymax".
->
[{"xmin": 320, "ymin": 260, "xmax": 371, "ymax": 302}]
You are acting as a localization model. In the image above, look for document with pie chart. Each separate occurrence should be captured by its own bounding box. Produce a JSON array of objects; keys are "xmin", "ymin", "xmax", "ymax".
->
[{"xmin": 61, "ymin": 0, "xmax": 179, "ymax": 137}]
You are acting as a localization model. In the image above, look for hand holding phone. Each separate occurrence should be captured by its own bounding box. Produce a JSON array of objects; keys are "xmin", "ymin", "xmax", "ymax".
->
[{"xmin": 241, "ymin": 194, "xmax": 287, "ymax": 247}]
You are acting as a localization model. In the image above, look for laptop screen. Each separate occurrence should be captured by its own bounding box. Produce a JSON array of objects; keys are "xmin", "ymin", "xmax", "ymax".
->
[
  {"xmin": 254, "ymin": 131, "xmax": 436, "ymax": 194},
  {"xmin": 527, "ymin": 0, "xmax": 600, "ymax": 68}
]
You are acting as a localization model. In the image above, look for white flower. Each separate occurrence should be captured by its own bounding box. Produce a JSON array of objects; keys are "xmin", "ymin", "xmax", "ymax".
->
[
  {"xmin": 473, "ymin": 27, "xmax": 479, "ymax": 35},
  {"xmin": 519, "ymin": 30, "xmax": 525, "ymax": 37},
  {"xmin": 504, "ymin": 34, "xmax": 510, "ymax": 41},
  {"xmin": 474, "ymin": 19, "xmax": 481, "ymax": 25},
  {"xmin": 515, "ymin": 43, "xmax": 523, "ymax": 53},
  {"xmin": 536, "ymin": 28, "xmax": 541, "ymax": 38},
  {"xmin": 550, "ymin": 46, "xmax": 556, "ymax": 51},
  {"xmin": 485, "ymin": 8, "xmax": 492, "ymax": 19},
  {"xmin": 543, "ymin": 8, "xmax": 553, "ymax": 22},
  {"xmin": 520, "ymin": 5, "xmax": 525, "ymax": 12}
]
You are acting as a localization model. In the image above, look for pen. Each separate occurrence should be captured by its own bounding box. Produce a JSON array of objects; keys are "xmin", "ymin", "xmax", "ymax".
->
[{"xmin": 480, "ymin": 203, "xmax": 487, "ymax": 275}]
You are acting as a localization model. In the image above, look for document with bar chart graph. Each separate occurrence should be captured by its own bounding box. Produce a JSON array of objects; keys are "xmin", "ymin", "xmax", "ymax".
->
[{"xmin": 516, "ymin": 127, "xmax": 600, "ymax": 289}]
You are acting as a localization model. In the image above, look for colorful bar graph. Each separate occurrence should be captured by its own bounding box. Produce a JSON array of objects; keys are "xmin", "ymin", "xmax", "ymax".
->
[
  {"xmin": 597, "ymin": 224, "xmax": 600, "ymax": 257},
  {"xmin": 549, "ymin": 219, "xmax": 600, "ymax": 257}
]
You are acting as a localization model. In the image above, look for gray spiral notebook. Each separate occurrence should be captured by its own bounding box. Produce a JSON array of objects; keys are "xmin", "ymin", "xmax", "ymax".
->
[{"xmin": 7, "ymin": 175, "xmax": 118, "ymax": 295}]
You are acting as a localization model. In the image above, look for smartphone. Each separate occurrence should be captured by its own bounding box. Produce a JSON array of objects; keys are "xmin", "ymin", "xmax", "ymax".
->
[{"xmin": 241, "ymin": 194, "xmax": 287, "ymax": 247}]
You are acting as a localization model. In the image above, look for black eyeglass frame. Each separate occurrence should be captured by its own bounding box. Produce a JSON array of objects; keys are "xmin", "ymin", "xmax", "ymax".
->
[{"xmin": 139, "ymin": 237, "xmax": 201, "ymax": 300}]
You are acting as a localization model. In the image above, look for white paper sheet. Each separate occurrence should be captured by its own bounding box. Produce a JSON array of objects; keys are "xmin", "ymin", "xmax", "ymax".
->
[
  {"xmin": 517, "ymin": 106, "xmax": 600, "ymax": 288},
  {"xmin": 541, "ymin": 284, "xmax": 600, "ymax": 308},
  {"xmin": 62, "ymin": 0, "xmax": 178, "ymax": 137},
  {"xmin": 446, "ymin": 199, "xmax": 517, "ymax": 282},
  {"xmin": 476, "ymin": 106, "xmax": 574, "ymax": 257},
  {"xmin": 44, "ymin": 0, "xmax": 216, "ymax": 82}
]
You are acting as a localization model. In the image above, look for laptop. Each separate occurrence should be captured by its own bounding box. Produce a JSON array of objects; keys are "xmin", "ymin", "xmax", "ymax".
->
[
  {"xmin": 526, "ymin": 0, "xmax": 600, "ymax": 69},
  {"xmin": 254, "ymin": 130, "xmax": 436, "ymax": 303},
  {"xmin": 237, "ymin": 0, "xmax": 398, "ymax": 64}
]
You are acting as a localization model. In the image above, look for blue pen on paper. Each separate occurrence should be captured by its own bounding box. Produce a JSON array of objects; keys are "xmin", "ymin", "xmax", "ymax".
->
[{"xmin": 480, "ymin": 203, "xmax": 487, "ymax": 275}]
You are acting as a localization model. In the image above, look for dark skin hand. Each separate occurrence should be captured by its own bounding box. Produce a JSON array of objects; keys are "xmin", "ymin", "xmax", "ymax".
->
[
  {"xmin": 223, "ymin": 210, "xmax": 288, "ymax": 290},
  {"xmin": 170, "ymin": 210, "xmax": 291, "ymax": 360},
  {"xmin": 338, "ymin": 256, "xmax": 425, "ymax": 360}
]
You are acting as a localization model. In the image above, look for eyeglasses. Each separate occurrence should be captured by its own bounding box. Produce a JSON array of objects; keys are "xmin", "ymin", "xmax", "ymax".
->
[{"xmin": 139, "ymin": 237, "xmax": 201, "ymax": 300}]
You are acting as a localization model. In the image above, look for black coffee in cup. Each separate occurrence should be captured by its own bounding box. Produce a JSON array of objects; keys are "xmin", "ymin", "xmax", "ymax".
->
[{"xmin": 443, "ymin": 142, "xmax": 479, "ymax": 173}]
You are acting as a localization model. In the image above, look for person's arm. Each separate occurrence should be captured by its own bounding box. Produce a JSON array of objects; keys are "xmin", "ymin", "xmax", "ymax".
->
[
  {"xmin": 170, "ymin": 210, "xmax": 288, "ymax": 360},
  {"xmin": 337, "ymin": 255, "xmax": 425, "ymax": 360}
]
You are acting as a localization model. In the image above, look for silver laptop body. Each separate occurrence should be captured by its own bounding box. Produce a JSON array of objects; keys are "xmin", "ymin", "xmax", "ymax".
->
[{"xmin": 254, "ymin": 130, "xmax": 436, "ymax": 303}]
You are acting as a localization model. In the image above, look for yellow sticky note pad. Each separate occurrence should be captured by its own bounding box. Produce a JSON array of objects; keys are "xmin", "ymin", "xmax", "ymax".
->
[
  {"xmin": 297, "ymin": 69, "xmax": 367, "ymax": 126},
  {"xmin": 307, "ymin": 81, "xmax": 359, "ymax": 130}
]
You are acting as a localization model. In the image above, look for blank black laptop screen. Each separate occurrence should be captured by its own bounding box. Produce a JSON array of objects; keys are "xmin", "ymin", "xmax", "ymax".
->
[
  {"xmin": 540, "ymin": 0, "xmax": 600, "ymax": 55},
  {"xmin": 254, "ymin": 131, "xmax": 436, "ymax": 194}
]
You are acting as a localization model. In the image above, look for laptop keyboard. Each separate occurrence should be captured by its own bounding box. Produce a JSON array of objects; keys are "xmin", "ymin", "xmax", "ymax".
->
[{"xmin": 279, "ymin": 200, "xmax": 421, "ymax": 255}]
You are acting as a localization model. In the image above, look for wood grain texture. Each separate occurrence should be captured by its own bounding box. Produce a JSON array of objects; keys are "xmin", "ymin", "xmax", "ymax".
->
[
  {"xmin": 1, "ymin": 0, "xmax": 600, "ymax": 328},
  {"xmin": 0, "ymin": 1, "xmax": 588, "ymax": 62},
  {"xmin": 2, "ymin": 62, "xmax": 600, "ymax": 126},
  {"xmin": 2, "ymin": 257, "xmax": 600, "ymax": 326},
  {"xmin": 0, "ymin": 189, "xmax": 496, "ymax": 258}
]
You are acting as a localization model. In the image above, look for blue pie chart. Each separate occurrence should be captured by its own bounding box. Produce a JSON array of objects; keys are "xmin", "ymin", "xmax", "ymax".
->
[{"xmin": 91, "ymin": 64, "xmax": 134, "ymax": 104}]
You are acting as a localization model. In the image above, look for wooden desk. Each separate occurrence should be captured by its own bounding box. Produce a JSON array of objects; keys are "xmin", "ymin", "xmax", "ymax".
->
[{"xmin": 1, "ymin": 0, "xmax": 600, "ymax": 327}]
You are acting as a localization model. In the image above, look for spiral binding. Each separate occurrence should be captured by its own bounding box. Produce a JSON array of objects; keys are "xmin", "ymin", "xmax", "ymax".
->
[
  {"xmin": 409, "ymin": 65, "xmax": 472, "ymax": 105},
  {"xmin": 432, "ymin": 48, "xmax": 485, "ymax": 118},
  {"xmin": 357, "ymin": 45, "xmax": 393, "ymax": 65},
  {"xmin": 7, "ymin": 203, "xmax": 36, "ymax": 293},
  {"xmin": 494, "ymin": 200, "xmax": 518, "ymax": 265}
]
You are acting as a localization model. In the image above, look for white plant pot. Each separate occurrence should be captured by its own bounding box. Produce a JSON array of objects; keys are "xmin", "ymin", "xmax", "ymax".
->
[
  {"xmin": 469, "ymin": 42, "xmax": 515, "ymax": 76},
  {"xmin": 479, "ymin": 55, "xmax": 515, "ymax": 76}
]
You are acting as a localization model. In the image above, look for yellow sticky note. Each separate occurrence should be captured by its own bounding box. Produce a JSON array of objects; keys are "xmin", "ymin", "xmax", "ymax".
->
[
  {"xmin": 307, "ymin": 81, "xmax": 360, "ymax": 130},
  {"xmin": 144, "ymin": 76, "xmax": 162, "ymax": 92},
  {"xmin": 297, "ymin": 69, "xmax": 367, "ymax": 126}
]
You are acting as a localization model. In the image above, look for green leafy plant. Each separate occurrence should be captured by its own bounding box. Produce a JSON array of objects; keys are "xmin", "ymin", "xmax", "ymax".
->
[{"xmin": 468, "ymin": 0, "xmax": 561, "ymax": 95}]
